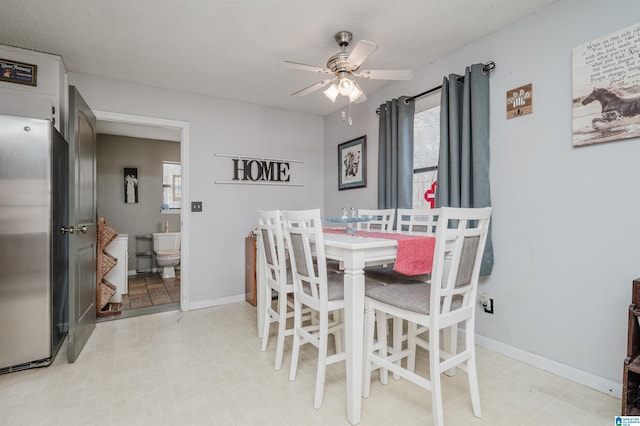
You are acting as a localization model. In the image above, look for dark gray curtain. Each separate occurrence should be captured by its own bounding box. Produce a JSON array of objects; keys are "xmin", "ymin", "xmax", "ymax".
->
[
  {"xmin": 436, "ymin": 63, "xmax": 493, "ymax": 275},
  {"xmin": 378, "ymin": 96, "xmax": 415, "ymax": 211}
]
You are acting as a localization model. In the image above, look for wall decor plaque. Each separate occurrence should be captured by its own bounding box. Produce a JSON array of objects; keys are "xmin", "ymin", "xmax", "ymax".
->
[
  {"xmin": 0, "ymin": 58, "xmax": 37, "ymax": 86},
  {"xmin": 506, "ymin": 84, "xmax": 532, "ymax": 119},
  {"xmin": 214, "ymin": 154, "xmax": 304, "ymax": 186},
  {"xmin": 572, "ymin": 22, "xmax": 640, "ymax": 146}
]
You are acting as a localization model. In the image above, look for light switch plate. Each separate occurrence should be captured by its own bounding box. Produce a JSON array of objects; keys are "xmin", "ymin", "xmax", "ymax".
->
[{"xmin": 191, "ymin": 201, "xmax": 203, "ymax": 212}]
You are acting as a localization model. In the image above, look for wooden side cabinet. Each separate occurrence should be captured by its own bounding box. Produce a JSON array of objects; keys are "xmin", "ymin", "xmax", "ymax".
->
[
  {"xmin": 245, "ymin": 235, "xmax": 257, "ymax": 306},
  {"xmin": 623, "ymin": 278, "xmax": 640, "ymax": 415}
]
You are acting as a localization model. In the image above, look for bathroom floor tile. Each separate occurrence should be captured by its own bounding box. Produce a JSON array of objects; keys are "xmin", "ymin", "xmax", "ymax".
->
[{"xmin": 122, "ymin": 274, "xmax": 180, "ymax": 311}]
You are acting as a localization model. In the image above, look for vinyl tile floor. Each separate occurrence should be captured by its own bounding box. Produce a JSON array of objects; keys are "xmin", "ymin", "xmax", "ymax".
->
[{"xmin": 0, "ymin": 302, "xmax": 619, "ymax": 425}]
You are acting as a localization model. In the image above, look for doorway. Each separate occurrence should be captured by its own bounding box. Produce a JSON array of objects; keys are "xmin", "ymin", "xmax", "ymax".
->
[{"xmin": 94, "ymin": 110, "xmax": 190, "ymax": 317}]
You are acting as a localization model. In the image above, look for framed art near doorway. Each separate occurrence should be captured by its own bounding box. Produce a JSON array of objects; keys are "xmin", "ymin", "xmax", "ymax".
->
[
  {"xmin": 124, "ymin": 167, "xmax": 138, "ymax": 203},
  {"xmin": 338, "ymin": 135, "xmax": 366, "ymax": 190}
]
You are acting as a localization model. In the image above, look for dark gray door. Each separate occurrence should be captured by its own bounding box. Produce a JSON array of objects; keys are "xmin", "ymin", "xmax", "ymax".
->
[{"xmin": 67, "ymin": 86, "xmax": 97, "ymax": 363}]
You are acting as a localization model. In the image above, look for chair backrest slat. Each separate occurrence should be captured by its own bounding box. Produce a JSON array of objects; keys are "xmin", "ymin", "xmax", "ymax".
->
[
  {"xmin": 430, "ymin": 207, "xmax": 491, "ymax": 318},
  {"xmin": 396, "ymin": 208, "xmax": 440, "ymax": 234},
  {"xmin": 357, "ymin": 208, "xmax": 395, "ymax": 231},
  {"xmin": 257, "ymin": 210, "xmax": 288, "ymax": 292},
  {"xmin": 282, "ymin": 209, "xmax": 329, "ymax": 307}
]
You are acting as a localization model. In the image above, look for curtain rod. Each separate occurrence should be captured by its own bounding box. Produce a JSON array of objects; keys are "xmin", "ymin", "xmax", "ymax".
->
[
  {"xmin": 405, "ymin": 61, "xmax": 495, "ymax": 103},
  {"xmin": 375, "ymin": 61, "xmax": 495, "ymax": 114}
]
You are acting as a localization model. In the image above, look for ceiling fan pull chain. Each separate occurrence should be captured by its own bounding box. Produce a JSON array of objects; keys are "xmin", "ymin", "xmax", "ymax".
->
[{"xmin": 341, "ymin": 103, "xmax": 353, "ymax": 126}]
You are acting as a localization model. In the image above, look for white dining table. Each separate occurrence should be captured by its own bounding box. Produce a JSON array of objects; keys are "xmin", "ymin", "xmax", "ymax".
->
[{"xmin": 255, "ymin": 230, "xmax": 398, "ymax": 425}]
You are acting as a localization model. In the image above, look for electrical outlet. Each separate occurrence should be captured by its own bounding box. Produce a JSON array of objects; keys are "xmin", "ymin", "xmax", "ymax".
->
[
  {"xmin": 484, "ymin": 298, "xmax": 494, "ymax": 314},
  {"xmin": 191, "ymin": 201, "xmax": 203, "ymax": 212}
]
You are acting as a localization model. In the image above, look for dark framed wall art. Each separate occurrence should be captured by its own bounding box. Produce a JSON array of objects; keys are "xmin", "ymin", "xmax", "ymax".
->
[
  {"xmin": 338, "ymin": 135, "xmax": 366, "ymax": 190},
  {"xmin": 124, "ymin": 167, "xmax": 138, "ymax": 203}
]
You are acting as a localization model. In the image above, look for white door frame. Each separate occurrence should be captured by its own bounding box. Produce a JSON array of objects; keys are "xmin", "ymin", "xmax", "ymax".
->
[{"xmin": 93, "ymin": 110, "xmax": 191, "ymax": 311}]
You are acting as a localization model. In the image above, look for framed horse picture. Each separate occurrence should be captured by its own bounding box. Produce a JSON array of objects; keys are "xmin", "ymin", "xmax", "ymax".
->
[
  {"xmin": 572, "ymin": 22, "xmax": 640, "ymax": 146},
  {"xmin": 338, "ymin": 136, "xmax": 366, "ymax": 190}
]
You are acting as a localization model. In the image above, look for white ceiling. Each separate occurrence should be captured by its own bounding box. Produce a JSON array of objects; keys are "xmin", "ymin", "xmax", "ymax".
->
[{"xmin": 1, "ymin": 0, "xmax": 556, "ymax": 121}]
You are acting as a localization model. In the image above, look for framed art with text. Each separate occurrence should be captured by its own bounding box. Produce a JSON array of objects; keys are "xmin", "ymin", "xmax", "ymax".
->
[
  {"xmin": 572, "ymin": 22, "xmax": 640, "ymax": 146},
  {"xmin": 0, "ymin": 58, "xmax": 37, "ymax": 86},
  {"xmin": 338, "ymin": 135, "xmax": 366, "ymax": 190}
]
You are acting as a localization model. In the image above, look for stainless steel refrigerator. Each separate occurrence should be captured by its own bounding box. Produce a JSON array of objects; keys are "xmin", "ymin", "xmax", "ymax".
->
[{"xmin": 0, "ymin": 114, "xmax": 68, "ymax": 373}]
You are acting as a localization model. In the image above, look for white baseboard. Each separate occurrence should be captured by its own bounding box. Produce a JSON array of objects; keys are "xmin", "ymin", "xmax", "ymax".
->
[
  {"xmin": 185, "ymin": 294, "xmax": 245, "ymax": 311},
  {"xmin": 474, "ymin": 332, "xmax": 622, "ymax": 399}
]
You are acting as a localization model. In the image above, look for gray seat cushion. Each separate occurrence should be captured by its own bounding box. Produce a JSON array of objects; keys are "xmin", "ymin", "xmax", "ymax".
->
[
  {"xmin": 365, "ymin": 283, "xmax": 462, "ymax": 315},
  {"xmin": 364, "ymin": 266, "xmax": 430, "ymax": 284},
  {"xmin": 302, "ymin": 274, "xmax": 385, "ymax": 301}
]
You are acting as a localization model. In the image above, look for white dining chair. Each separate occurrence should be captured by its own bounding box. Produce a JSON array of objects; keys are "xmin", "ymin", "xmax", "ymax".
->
[
  {"xmin": 356, "ymin": 208, "xmax": 395, "ymax": 232},
  {"xmin": 257, "ymin": 209, "xmax": 295, "ymax": 371},
  {"xmin": 362, "ymin": 207, "xmax": 491, "ymax": 426},
  {"xmin": 366, "ymin": 208, "xmax": 441, "ymax": 283},
  {"xmin": 366, "ymin": 207, "xmax": 441, "ymax": 379},
  {"xmin": 396, "ymin": 208, "xmax": 441, "ymax": 234},
  {"xmin": 282, "ymin": 209, "xmax": 384, "ymax": 409}
]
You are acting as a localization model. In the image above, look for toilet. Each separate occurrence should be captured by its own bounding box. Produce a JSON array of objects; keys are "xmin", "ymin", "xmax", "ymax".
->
[{"xmin": 153, "ymin": 232, "xmax": 181, "ymax": 279}]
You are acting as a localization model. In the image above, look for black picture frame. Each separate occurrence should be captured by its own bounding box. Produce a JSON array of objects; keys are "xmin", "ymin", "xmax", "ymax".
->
[
  {"xmin": 0, "ymin": 58, "xmax": 37, "ymax": 86},
  {"xmin": 124, "ymin": 167, "xmax": 138, "ymax": 203},
  {"xmin": 338, "ymin": 135, "xmax": 366, "ymax": 190}
]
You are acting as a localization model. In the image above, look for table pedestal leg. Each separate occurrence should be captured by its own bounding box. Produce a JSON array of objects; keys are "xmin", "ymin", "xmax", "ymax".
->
[{"xmin": 343, "ymin": 249, "xmax": 365, "ymax": 425}]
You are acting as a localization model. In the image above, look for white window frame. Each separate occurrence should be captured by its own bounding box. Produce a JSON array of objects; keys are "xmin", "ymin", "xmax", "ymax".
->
[
  {"xmin": 412, "ymin": 90, "xmax": 441, "ymax": 209},
  {"xmin": 162, "ymin": 161, "xmax": 182, "ymax": 214}
]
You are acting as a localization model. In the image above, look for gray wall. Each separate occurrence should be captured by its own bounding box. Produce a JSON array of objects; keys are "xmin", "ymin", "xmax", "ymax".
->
[
  {"xmin": 97, "ymin": 134, "xmax": 181, "ymax": 271},
  {"xmin": 71, "ymin": 72, "xmax": 325, "ymax": 308},
  {"xmin": 324, "ymin": 0, "xmax": 637, "ymax": 396}
]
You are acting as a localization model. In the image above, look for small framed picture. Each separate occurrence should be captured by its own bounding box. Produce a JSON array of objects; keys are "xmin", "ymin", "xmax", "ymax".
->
[
  {"xmin": 338, "ymin": 135, "xmax": 366, "ymax": 190},
  {"xmin": 124, "ymin": 167, "xmax": 138, "ymax": 203},
  {"xmin": 0, "ymin": 58, "xmax": 37, "ymax": 86}
]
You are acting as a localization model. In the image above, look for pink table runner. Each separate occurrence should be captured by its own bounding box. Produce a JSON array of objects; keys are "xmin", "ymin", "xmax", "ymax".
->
[{"xmin": 323, "ymin": 229, "xmax": 435, "ymax": 276}]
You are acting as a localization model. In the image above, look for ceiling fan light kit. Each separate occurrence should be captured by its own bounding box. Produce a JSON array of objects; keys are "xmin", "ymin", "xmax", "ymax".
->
[
  {"xmin": 348, "ymin": 84, "xmax": 363, "ymax": 103},
  {"xmin": 323, "ymin": 84, "xmax": 340, "ymax": 102},
  {"xmin": 285, "ymin": 30, "xmax": 413, "ymax": 106},
  {"xmin": 337, "ymin": 72, "xmax": 354, "ymax": 96}
]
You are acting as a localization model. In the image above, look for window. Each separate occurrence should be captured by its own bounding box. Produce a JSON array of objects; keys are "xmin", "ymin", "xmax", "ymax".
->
[
  {"xmin": 413, "ymin": 91, "xmax": 441, "ymax": 208},
  {"xmin": 162, "ymin": 161, "xmax": 181, "ymax": 211}
]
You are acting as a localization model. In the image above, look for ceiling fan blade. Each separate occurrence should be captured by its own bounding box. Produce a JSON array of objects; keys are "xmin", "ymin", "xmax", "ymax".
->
[
  {"xmin": 291, "ymin": 80, "xmax": 333, "ymax": 97},
  {"xmin": 347, "ymin": 40, "xmax": 378, "ymax": 67},
  {"xmin": 354, "ymin": 69, "xmax": 414, "ymax": 80},
  {"xmin": 283, "ymin": 61, "xmax": 332, "ymax": 74}
]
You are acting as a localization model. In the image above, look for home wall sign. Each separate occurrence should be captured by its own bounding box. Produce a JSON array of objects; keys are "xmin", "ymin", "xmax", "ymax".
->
[
  {"xmin": 572, "ymin": 22, "xmax": 640, "ymax": 147},
  {"xmin": 214, "ymin": 154, "xmax": 303, "ymax": 186},
  {"xmin": 506, "ymin": 83, "xmax": 532, "ymax": 119},
  {"xmin": 0, "ymin": 58, "xmax": 37, "ymax": 86}
]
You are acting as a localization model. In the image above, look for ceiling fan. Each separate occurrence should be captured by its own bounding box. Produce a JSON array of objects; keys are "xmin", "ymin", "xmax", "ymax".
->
[{"xmin": 284, "ymin": 31, "xmax": 413, "ymax": 104}]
